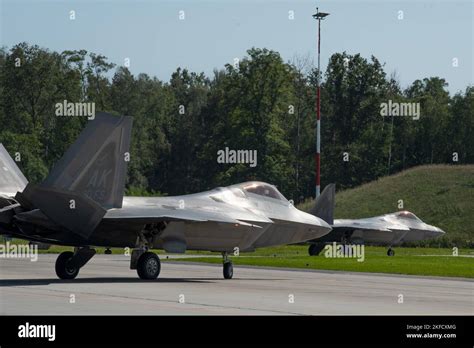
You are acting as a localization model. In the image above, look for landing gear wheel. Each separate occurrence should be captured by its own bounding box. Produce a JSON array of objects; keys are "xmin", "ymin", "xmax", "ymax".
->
[
  {"xmin": 387, "ymin": 248, "xmax": 395, "ymax": 256},
  {"xmin": 223, "ymin": 261, "xmax": 233, "ymax": 279},
  {"xmin": 137, "ymin": 252, "xmax": 161, "ymax": 280},
  {"xmin": 308, "ymin": 243, "xmax": 324, "ymax": 256},
  {"xmin": 55, "ymin": 251, "xmax": 79, "ymax": 280},
  {"xmin": 104, "ymin": 248, "xmax": 112, "ymax": 255}
]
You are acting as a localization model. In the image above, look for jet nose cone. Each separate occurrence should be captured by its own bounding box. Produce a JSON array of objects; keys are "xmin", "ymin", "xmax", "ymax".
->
[
  {"xmin": 430, "ymin": 226, "xmax": 445, "ymax": 237},
  {"xmin": 318, "ymin": 217, "xmax": 331, "ymax": 229},
  {"xmin": 312, "ymin": 217, "xmax": 332, "ymax": 234}
]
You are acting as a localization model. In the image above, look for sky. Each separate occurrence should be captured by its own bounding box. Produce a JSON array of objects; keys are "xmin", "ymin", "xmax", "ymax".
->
[{"xmin": 0, "ymin": 0, "xmax": 472, "ymax": 95}]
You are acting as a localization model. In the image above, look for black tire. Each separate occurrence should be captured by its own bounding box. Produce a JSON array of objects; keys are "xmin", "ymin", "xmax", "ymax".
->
[
  {"xmin": 308, "ymin": 243, "xmax": 324, "ymax": 256},
  {"xmin": 137, "ymin": 252, "xmax": 161, "ymax": 280},
  {"xmin": 104, "ymin": 248, "xmax": 112, "ymax": 255},
  {"xmin": 55, "ymin": 251, "xmax": 79, "ymax": 280},
  {"xmin": 223, "ymin": 261, "xmax": 233, "ymax": 279},
  {"xmin": 387, "ymin": 248, "xmax": 395, "ymax": 256}
]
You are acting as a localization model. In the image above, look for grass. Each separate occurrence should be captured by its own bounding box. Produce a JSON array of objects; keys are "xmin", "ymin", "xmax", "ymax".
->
[
  {"xmin": 298, "ymin": 165, "xmax": 474, "ymax": 248},
  {"xmin": 169, "ymin": 245, "xmax": 474, "ymax": 278}
]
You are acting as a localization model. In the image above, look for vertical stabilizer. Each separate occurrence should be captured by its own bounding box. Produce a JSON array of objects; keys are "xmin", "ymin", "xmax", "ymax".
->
[
  {"xmin": 309, "ymin": 183, "xmax": 335, "ymax": 225},
  {"xmin": 41, "ymin": 112, "xmax": 132, "ymax": 208},
  {"xmin": 16, "ymin": 113, "xmax": 132, "ymax": 238},
  {"xmin": 0, "ymin": 144, "xmax": 28, "ymax": 197}
]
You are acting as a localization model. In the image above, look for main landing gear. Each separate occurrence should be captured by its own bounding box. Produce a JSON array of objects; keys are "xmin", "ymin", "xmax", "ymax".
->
[
  {"xmin": 387, "ymin": 247, "xmax": 395, "ymax": 256},
  {"xmin": 130, "ymin": 248, "xmax": 161, "ymax": 280},
  {"xmin": 137, "ymin": 252, "xmax": 161, "ymax": 280},
  {"xmin": 55, "ymin": 247, "xmax": 96, "ymax": 280},
  {"xmin": 222, "ymin": 252, "xmax": 233, "ymax": 279}
]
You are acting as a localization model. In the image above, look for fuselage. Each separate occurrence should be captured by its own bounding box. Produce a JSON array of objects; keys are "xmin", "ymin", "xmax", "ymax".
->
[
  {"xmin": 4, "ymin": 182, "xmax": 332, "ymax": 253},
  {"xmin": 333, "ymin": 211, "xmax": 445, "ymax": 245}
]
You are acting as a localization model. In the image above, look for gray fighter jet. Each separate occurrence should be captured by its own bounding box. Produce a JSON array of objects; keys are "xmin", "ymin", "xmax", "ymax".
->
[
  {"xmin": 0, "ymin": 113, "xmax": 331, "ymax": 280},
  {"xmin": 307, "ymin": 184, "xmax": 445, "ymax": 256}
]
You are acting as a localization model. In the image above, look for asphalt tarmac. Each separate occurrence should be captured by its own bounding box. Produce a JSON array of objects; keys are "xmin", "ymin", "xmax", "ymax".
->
[{"xmin": 0, "ymin": 254, "xmax": 472, "ymax": 315}]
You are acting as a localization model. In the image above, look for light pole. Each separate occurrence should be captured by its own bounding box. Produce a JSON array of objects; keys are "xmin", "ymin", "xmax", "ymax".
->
[{"xmin": 312, "ymin": 8, "xmax": 329, "ymax": 198}]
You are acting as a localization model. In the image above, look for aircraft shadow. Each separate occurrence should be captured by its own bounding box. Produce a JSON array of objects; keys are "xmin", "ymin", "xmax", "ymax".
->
[
  {"xmin": 0, "ymin": 277, "xmax": 214, "ymax": 286},
  {"xmin": 0, "ymin": 277, "xmax": 285, "ymax": 287}
]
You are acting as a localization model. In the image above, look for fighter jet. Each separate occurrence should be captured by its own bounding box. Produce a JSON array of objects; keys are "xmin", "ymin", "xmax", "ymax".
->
[
  {"xmin": 307, "ymin": 184, "xmax": 445, "ymax": 256},
  {"xmin": 0, "ymin": 113, "xmax": 331, "ymax": 280}
]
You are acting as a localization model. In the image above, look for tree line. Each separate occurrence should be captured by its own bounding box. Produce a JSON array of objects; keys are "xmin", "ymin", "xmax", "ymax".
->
[{"xmin": 0, "ymin": 42, "xmax": 472, "ymax": 201}]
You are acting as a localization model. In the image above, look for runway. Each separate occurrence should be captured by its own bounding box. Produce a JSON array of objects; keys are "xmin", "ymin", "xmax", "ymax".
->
[{"xmin": 0, "ymin": 254, "xmax": 472, "ymax": 315}]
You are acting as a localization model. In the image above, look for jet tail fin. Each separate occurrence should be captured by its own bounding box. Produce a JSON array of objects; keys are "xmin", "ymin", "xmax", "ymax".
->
[
  {"xmin": 41, "ymin": 112, "xmax": 132, "ymax": 208},
  {"xmin": 18, "ymin": 112, "xmax": 132, "ymax": 239},
  {"xmin": 0, "ymin": 144, "xmax": 28, "ymax": 197},
  {"xmin": 309, "ymin": 184, "xmax": 335, "ymax": 225}
]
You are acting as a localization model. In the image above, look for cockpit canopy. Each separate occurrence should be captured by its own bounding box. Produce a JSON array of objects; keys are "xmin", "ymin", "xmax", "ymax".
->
[
  {"xmin": 237, "ymin": 181, "xmax": 287, "ymax": 201},
  {"xmin": 395, "ymin": 211, "xmax": 422, "ymax": 222}
]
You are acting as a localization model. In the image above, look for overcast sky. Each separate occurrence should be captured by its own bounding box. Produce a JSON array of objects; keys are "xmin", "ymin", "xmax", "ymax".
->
[{"xmin": 1, "ymin": 0, "xmax": 472, "ymax": 94}]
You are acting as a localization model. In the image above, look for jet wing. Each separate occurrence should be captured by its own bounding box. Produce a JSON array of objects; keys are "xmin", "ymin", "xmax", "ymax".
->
[
  {"xmin": 0, "ymin": 144, "xmax": 28, "ymax": 197},
  {"xmin": 104, "ymin": 204, "xmax": 273, "ymax": 228}
]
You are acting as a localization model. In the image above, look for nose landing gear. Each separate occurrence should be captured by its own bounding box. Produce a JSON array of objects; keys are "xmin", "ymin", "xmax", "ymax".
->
[
  {"xmin": 222, "ymin": 252, "xmax": 233, "ymax": 279},
  {"xmin": 308, "ymin": 243, "xmax": 325, "ymax": 256}
]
